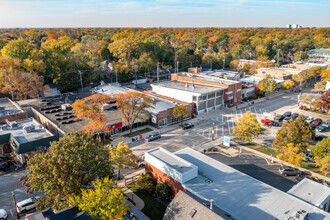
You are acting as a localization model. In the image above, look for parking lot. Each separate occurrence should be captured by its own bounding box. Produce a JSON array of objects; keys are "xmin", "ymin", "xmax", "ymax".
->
[{"xmin": 207, "ymin": 152, "xmax": 297, "ymax": 192}]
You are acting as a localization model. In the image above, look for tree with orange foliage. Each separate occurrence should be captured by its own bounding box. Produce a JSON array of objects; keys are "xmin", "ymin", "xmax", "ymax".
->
[
  {"xmin": 114, "ymin": 91, "xmax": 154, "ymax": 134},
  {"xmin": 72, "ymin": 93, "xmax": 113, "ymax": 134},
  {"xmin": 0, "ymin": 68, "xmax": 49, "ymax": 100}
]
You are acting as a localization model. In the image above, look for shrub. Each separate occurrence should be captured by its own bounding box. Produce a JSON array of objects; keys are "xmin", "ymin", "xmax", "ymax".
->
[
  {"xmin": 155, "ymin": 183, "xmax": 172, "ymax": 201},
  {"xmin": 136, "ymin": 172, "xmax": 155, "ymax": 193}
]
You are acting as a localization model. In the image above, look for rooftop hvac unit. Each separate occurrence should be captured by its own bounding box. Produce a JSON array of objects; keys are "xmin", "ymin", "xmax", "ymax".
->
[
  {"xmin": 23, "ymin": 124, "xmax": 35, "ymax": 133},
  {"xmin": 295, "ymin": 210, "xmax": 308, "ymax": 220},
  {"xmin": 10, "ymin": 121, "xmax": 18, "ymax": 128},
  {"xmin": 61, "ymin": 104, "xmax": 72, "ymax": 111}
]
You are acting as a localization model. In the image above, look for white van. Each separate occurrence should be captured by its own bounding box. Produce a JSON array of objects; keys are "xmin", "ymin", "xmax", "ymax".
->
[{"xmin": 16, "ymin": 197, "xmax": 39, "ymax": 214}]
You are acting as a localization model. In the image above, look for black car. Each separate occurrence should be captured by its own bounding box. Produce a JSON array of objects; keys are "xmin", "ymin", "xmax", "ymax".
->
[
  {"xmin": 181, "ymin": 123, "xmax": 194, "ymax": 130},
  {"xmin": 314, "ymin": 135, "xmax": 327, "ymax": 141},
  {"xmin": 309, "ymin": 123, "xmax": 317, "ymax": 130},
  {"xmin": 146, "ymin": 132, "xmax": 161, "ymax": 142},
  {"xmin": 283, "ymin": 116, "xmax": 292, "ymax": 123},
  {"xmin": 0, "ymin": 161, "xmax": 11, "ymax": 171},
  {"xmin": 283, "ymin": 111, "xmax": 292, "ymax": 117},
  {"xmin": 291, "ymin": 113, "xmax": 299, "ymax": 120},
  {"xmin": 274, "ymin": 114, "xmax": 285, "ymax": 122}
]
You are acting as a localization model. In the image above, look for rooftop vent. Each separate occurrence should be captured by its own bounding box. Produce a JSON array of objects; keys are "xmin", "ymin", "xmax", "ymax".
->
[
  {"xmin": 294, "ymin": 210, "xmax": 308, "ymax": 220},
  {"xmin": 23, "ymin": 124, "xmax": 35, "ymax": 133},
  {"xmin": 205, "ymin": 179, "xmax": 213, "ymax": 183}
]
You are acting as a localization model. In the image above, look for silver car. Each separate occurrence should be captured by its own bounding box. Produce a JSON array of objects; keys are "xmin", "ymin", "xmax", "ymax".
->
[{"xmin": 16, "ymin": 197, "xmax": 39, "ymax": 214}]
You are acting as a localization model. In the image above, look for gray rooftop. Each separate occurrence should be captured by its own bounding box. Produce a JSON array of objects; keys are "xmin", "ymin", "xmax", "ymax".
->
[
  {"xmin": 0, "ymin": 118, "xmax": 53, "ymax": 144},
  {"xmin": 239, "ymin": 76, "xmax": 284, "ymax": 84},
  {"xmin": 178, "ymin": 72, "xmax": 239, "ymax": 86},
  {"xmin": 163, "ymin": 191, "xmax": 228, "ymax": 220},
  {"xmin": 154, "ymin": 80, "xmax": 225, "ymax": 95},
  {"xmin": 174, "ymin": 147, "xmax": 330, "ymax": 220},
  {"xmin": 147, "ymin": 147, "xmax": 196, "ymax": 173},
  {"xmin": 0, "ymin": 98, "xmax": 24, "ymax": 117},
  {"xmin": 146, "ymin": 94, "xmax": 176, "ymax": 114},
  {"xmin": 288, "ymin": 178, "xmax": 330, "ymax": 208},
  {"xmin": 308, "ymin": 49, "xmax": 330, "ymax": 54},
  {"xmin": 91, "ymin": 83, "xmax": 133, "ymax": 96}
]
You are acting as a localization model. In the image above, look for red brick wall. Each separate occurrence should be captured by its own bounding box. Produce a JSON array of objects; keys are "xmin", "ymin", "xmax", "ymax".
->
[
  {"xmin": 0, "ymin": 112, "xmax": 27, "ymax": 123},
  {"xmin": 156, "ymin": 103, "xmax": 194, "ymax": 128},
  {"xmin": 145, "ymin": 162, "xmax": 187, "ymax": 198}
]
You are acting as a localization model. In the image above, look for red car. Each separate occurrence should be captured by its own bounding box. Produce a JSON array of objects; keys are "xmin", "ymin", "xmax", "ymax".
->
[
  {"xmin": 312, "ymin": 119, "xmax": 322, "ymax": 126},
  {"xmin": 261, "ymin": 119, "xmax": 273, "ymax": 125}
]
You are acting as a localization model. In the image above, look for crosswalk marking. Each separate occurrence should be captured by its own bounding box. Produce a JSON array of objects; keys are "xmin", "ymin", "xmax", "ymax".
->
[{"xmin": 238, "ymin": 154, "xmax": 262, "ymax": 159}]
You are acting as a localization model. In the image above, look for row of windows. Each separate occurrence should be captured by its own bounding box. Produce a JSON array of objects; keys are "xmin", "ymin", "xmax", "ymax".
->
[
  {"xmin": 194, "ymin": 91, "xmax": 224, "ymax": 102},
  {"xmin": 225, "ymin": 89, "xmax": 241, "ymax": 95}
]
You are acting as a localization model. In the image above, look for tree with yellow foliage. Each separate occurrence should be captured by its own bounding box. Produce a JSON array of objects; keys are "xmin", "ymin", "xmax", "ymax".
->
[
  {"xmin": 72, "ymin": 93, "xmax": 112, "ymax": 134},
  {"xmin": 67, "ymin": 177, "xmax": 129, "ymax": 220},
  {"xmin": 233, "ymin": 111, "xmax": 262, "ymax": 142},
  {"xmin": 277, "ymin": 143, "xmax": 303, "ymax": 166},
  {"xmin": 109, "ymin": 142, "xmax": 138, "ymax": 179},
  {"xmin": 114, "ymin": 91, "xmax": 154, "ymax": 134},
  {"xmin": 315, "ymin": 156, "xmax": 330, "ymax": 176},
  {"xmin": 173, "ymin": 104, "xmax": 190, "ymax": 125},
  {"xmin": 283, "ymin": 80, "xmax": 295, "ymax": 90}
]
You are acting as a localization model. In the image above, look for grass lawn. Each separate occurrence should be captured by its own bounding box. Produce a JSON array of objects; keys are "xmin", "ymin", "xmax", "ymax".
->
[
  {"xmin": 300, "ymin": 161, "xmax": 321, "ymax": 174},
  {"xmin": 123, "ymin": 128, "xmax": 153, "ymax": 138},
  {"xmin": 127, "ymin": 183, "xmax": 167, "ymax": 220},
  {"xmin": 240, "ymin": 142, "xmax": 278, "ymax": 156}
]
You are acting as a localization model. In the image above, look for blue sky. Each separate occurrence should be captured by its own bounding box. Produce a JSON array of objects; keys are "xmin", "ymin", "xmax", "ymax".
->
[{"xmin": 0, "ymin": 0, "xmax": 329, "ymax": 28}]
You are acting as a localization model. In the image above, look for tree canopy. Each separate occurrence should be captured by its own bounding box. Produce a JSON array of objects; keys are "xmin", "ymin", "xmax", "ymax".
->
[
  {"xmin": 67, "ymin": 177, "xmax": 129, "ymax": 220},
  {"xmin": 258, "ymin": 74, "xmax": 277, "ymax": 94},
  {"xmin": 173, "ymin": 104, "xmax": 190, "ymax": 125},
  {"xmin": 26, "ymin": 132, "xmax": 113, "ymax": 210},
  {"xmin": 233, "ymin": 111, "xmax": 262, "ymax": 142}
]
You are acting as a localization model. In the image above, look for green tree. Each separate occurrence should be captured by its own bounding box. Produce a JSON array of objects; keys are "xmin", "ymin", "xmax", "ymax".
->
[
  {"xmin": 1, "ymin": 39, "xmax": 34, "ymax": 61},
  {"xmin": 173, "ymin": 104, "xmax": 190, "ymax": 125},
  {"xmin": 26, "ymin": 132, "xmax": 113, "ymax": 210},
  {"xmin": 282, "ymin": 80, "xmax": 295, "ymax": 90},
  {"xmin": 276, "ymin": 143, "xmax": 303, "ymax": 166},
  {"xmin": 273, "ymin": 115, "xmax": 314, "ymax": 152},
  {"xmin": 312, "ymin": 137, "xmax": 330, "ymax": 159},
  {"xmin": 109, "ymin": 142, "xmax": 138, "ymax": 179},
  {"xmin": 67, "ymin": 177, "xmax": 129, "ymax": 220},
  {"xmin": 293, "ymin": 51, "xmax": 308, "ymax": 62},
  {"xmin": 136, "ymin": 172, "xmax": 155, "ymax": 193},
  {"xmin": 233, "ymin": 111, "xmax": 262, "ymax": 142},
  {"xmin": 155, "ymin": 183, "xmax": 172, "ymax": 201},
  {"xmin": 258, "ymin": 74, "xmax": 277, "ymax": 95}
]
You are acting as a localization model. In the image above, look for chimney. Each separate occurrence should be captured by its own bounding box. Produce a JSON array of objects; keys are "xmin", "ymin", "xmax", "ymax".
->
[
  {"xmin": 210, "ymin": 200, "xmax": 214, "ymax": 210},
  {"xmin": 192, "ymin": 81, "xmax": 195, "ymax": 90}
]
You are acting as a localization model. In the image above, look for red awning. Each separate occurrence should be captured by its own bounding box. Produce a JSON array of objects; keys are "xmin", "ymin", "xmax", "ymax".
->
[{"xmin": 106, "ymin": 122, "xmax": 122, "ymax": 131}]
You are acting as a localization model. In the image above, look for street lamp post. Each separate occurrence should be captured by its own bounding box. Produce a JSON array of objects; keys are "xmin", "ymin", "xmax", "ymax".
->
[{"xmin": 212, "ymin": 122, "xmax": 215, "ymax": 141}]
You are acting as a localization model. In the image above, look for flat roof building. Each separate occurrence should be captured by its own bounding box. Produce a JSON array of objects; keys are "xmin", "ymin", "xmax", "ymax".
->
[
  {"xmin": 145, "ymin": 147, "xmax": 330, "ymax": 220},
  {"xmin": 0, "ymin": 98, "xmax": 27, "ymax": 123},
  {"xmin": 286, "ymin": 62, "xmax": 328, "ymax": 70},
  {"xmin": 256, "ymin": 67, "xmax": 302, "ymax": 80},
  {"xmin": 0, "ymin": 118, "xmax": 56, "ymax": 163},
  {"xmin": 308, "ymin": 49, "xmax": 330, "ymax": 62}
]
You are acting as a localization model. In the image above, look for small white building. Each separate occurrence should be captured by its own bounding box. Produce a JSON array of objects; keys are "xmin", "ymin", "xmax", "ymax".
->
[{"xmin": 288, "ymin": 178, "xmax": 330, "ymax": 212}]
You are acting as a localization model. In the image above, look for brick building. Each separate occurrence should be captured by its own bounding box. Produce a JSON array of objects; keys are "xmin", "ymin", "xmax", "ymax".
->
[{"xmin": 0, "ymin": 98, "xmax": 27, "ymax": 123}]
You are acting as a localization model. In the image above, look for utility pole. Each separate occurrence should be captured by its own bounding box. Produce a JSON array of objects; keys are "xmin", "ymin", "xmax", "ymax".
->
[
  {"xmin": 177, "ymin": 61, "xmax": 179, "ymax": 73},
  {"xmin": 115, "ymin": 67, "xmax": 118, "ymax": 83},
  {"xmin": 78, "ymin": 70, "xmax": 83, "ymax": 92},
  {"xmin": 210, "ymin": 60, "xmax": 213, "ymax": 70},
  {"xmin": 277, "ymin": 49, "xmax": 280, "ymax": 64},
  {"xmin": 223, "ymin": 57, "xmax": 226, "ymax": 69},
  {"xmin": 157, "ymin": 62, "xmax": 160, "ymax": 83},
  {"xmin": 134, "ymin": 65, "xmax": 138, "ymax": 87},
  {"xmin": 190, "ymin": 61, "xmax": 193, "ymax": 68}
]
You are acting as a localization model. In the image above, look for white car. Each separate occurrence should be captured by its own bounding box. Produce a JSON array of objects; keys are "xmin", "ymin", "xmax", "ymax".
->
[
  {"xmin": 16, "ymin": 197, "xmax": 39, "ymax": 214},
  {"xmin": 306, "ymin": 116, "xmax": 314, "ymax": 124},
  {"xmin": 322, "ymin": 120, "xmax": 330, "ymax": 128},
  {"xmin": 0, "ymin": 209, "xmax": 7, "ymax": 219}
]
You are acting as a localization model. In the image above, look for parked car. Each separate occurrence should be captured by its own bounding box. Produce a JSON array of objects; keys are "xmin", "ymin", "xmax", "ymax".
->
[
  {"xmin": 306, "ymin": 116, "xmax": 314, "ymax": 124},
  {"xmin": 282, "ymin": 116, "xmax": 292, "ymax": 123},
  {"xmin": 309, "ymin": 123, "xmax": 317, "ymax": 130},
  {"xmin": 16, "ymin": 197, "xmax": 40, "ymax": 214},
  {"xmin": 322, "ymin": 120, "xmax": 330, "ymax": 128},
  {"xmin": 261, "ymin": 119, "xmax": 273, "ymax": 125},
  {"xmin": 274, "ymin": 114, "xmax": 285, "ymax": 122},
  {"xmin": 314, "ymin": 135, "xmax": 328, "ymax": 141},
  {"xmin": 0, "ymin": 209, "xmax": 7, "ymax": 219},
  {"xmin": 279, "ymin": 166, "xmax": 301, "ymax": 176},
  {"xmin": 0, "ymin": 161, "xmax": 11, "ymax": 171},
  {"xmin": 312, "ymin": 118, "xmax": 322, "ymax": 126},
  {"xmin": 291, "ymin": 113, "xmax": 299, "ymax": 120},
  {"xmin": 270, "ymin": 121, "xmax": 281, "ymax": 127},
  {"xmin": 136, "ymin": 160, "xmax": 145, "ymax": 168},
  {"xmin": 146, "ymin": 132, "xmax": 161, "ymax": 142},
  {"xmin": 283, "ymin": 111, "xmax": 292, "ymax": 117},
  {"xmin": 316, "ymin": 125, "xmax": 327, "ymax": 132},
  {"xmin": 303, "ymin": 152, "xmax": 314, "ymax": 163},
  {"xmin": 181, "ymin": 123, "xmax": 194, "ymax": 130}
]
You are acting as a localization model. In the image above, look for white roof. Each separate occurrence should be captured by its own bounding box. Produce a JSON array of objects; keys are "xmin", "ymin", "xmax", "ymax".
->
[
  {"xmin": 288, "ymin": 178, "xmax": 330, "ymax": 207},
  {"xmin": 172, "ymin": 147, "xmax": 330, "ymax": 220},
  {"xmin": 239, "ymin": 76, "xmax": 284, "ymax": 84},
  {"xmin": 91, "ymin": 83, "xmax": 134, "ymax": 96}
]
